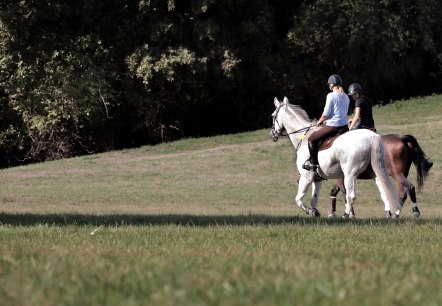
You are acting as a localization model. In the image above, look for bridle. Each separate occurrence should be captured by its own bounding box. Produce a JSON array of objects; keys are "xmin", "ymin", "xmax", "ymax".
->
[{"xmin": 271, "ymin": 103, "xmax": 314, "ymax": 150}]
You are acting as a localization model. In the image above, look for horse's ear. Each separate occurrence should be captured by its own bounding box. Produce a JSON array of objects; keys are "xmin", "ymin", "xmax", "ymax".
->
[
  {"xmin": 283, "ymin": 96, "xmax": 289, "ymax": 104},
  {"xmin": 274, "ymin": 97, "xmax": 280, "ymax": 108}
]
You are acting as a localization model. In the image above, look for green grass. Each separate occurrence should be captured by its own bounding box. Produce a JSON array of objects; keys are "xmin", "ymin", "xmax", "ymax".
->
[
  {"xmin": 375, "ymin": 94, "xmax": 441, "ymax": 126},
  {"xmin": 0, "ymin": 95, "xmax": 442, "ymax": 305},
  {"xmin": 2, "ymin": 221, "xmax": 442, "ymax": 306}
]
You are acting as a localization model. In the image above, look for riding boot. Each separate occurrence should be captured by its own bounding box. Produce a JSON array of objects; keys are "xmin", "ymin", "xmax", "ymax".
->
[{"xmin": 302, "ymin": 141, "xmax": 319, "ymax": 171}]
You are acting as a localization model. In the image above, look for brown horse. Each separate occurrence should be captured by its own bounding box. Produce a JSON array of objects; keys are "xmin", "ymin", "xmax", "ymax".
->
[{"xmin": 328, "ymin": 134, "xmax": 433, "ymax": 218}]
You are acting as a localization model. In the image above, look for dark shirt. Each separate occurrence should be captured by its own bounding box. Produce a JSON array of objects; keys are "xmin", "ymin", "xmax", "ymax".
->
[{"xmin": 354, "ymin": 96, "xmax": 375, "ymax": 129}]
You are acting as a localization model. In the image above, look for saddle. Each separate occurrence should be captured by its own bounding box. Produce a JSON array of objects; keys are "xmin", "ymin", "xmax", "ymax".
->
[
  {"xmin": 317, "ymin": 126, "xmax": 349, "ymax": 152},
  {"xmin": 301, "ymin": 126, "xmax": 349, "ymax": 178}
]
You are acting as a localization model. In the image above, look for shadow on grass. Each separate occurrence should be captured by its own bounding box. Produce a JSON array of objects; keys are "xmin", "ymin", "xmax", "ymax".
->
[{"xmin": 1, "ymin": 212, "xmax": 441, "ymax": 226}]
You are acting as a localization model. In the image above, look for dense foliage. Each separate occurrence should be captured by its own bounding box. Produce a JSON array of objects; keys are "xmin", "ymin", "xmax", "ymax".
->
[{"xmin": 1, "ymin": 0, "xmax": 441, "ymax": 167}]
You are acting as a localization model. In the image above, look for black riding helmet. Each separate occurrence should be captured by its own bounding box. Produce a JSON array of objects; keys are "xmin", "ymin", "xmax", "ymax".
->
[
  {"xmin": 327, "ymin": 74, "xmax": 342, "ymax": 86},
  {"xmin": 348, "ymin": 83, "xmax": 363, "ymax": 96}
]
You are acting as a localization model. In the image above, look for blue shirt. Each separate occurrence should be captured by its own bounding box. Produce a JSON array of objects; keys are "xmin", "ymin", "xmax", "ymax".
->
[{"xmin": 322, "ymin": 91, "xmax": 349, "ymax": 127}]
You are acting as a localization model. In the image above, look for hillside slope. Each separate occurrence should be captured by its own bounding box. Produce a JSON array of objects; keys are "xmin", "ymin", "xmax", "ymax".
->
[{"xmin": 0, "ymin": 95, "xmax": 441, "ymax": 218}]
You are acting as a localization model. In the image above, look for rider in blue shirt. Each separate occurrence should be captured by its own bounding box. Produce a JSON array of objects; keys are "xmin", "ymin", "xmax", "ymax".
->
[{"xmin": 303, "ymin": 74, "xmax": 350, "ymax": 171}]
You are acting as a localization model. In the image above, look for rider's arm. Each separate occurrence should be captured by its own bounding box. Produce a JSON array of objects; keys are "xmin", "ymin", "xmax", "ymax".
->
[
  {"xmin": 349, "ymin": 107, "xmax": 361, "ymax": 130},
  {"xmin": 317, "ymin": 115, "xmax": 327, "ymax": 126}
]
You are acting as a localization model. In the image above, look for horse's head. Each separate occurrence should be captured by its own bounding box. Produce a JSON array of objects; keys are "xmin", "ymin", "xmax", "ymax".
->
[{"xmin": 270, "ymin": 96, "xmax": 289, "ymax": 142}]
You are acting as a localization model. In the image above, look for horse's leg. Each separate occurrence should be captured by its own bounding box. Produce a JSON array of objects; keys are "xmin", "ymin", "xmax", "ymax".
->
[
  {"xmin": 408, "ymin": 183, "xmax": 420, "ymax": 217},
  {"xmin": 295, "ymin": 176, "xmax": 319, "ymax": 217},
  {"xmin": 399, "ymin": 176, "xmax": 420, "ymax": 218},
  {"xmin": 392, "ymin": 180, "xmax": 405, "ymax": 216},
  {"xmin": 392, "ymin": 175, "xmax": 412, "ymax": 217},
  {"xmin": 343, "ymin": 175, "xmax": 357, "ymax": 216},
  {"xmin": 328, "ymin": 183, "xmax": 340, "ymax": 218},
  {"xmin": 341, "ymin": 188, "xmax": 356, "ymax": 219},
  {"xmin": 374, "ymin": 176, "xmax": 394, "ymax": 218},
  {"xmin": 310, "ymin": 181, "xmax": 323, "ymax": 217},
  {"xmin": 334, "ymin": 178, "xmax": 356, "ymax": 218}
]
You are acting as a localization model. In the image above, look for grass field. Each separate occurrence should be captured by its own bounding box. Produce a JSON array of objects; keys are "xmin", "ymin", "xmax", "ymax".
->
[{"xmin": 0, "ymin": 95, "xmax": 442, "ymax": 305}]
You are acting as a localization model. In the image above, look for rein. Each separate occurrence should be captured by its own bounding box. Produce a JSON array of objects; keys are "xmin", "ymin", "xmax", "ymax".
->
[{"xmin": 278, "ymin": 124, "xmax": 312, "ymax": 137}]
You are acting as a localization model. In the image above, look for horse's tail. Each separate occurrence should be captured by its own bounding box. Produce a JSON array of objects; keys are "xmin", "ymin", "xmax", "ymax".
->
[
  {"xmin": 370, "ymin": 135, "xmax": 400, "ymax": 212},
  {"xmin": 402, "ymin": 135, "xmax": 433, "ymax": 190}
]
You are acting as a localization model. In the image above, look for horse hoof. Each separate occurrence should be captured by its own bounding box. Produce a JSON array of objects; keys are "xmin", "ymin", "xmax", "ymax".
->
[
  {"xmin": 412, "ymin": 207, "xmax": 420, "ymax": 218},
  {"xmin": 309, "ymin": 208, "xmax": 321, "ymax": 217},
  {"xmin": 385, "ymin": 211, "xmax": 392, "ymax": 219},
  {"xmin": 328, "ymin": 213, "xmax": 336, "ymax": 218}
]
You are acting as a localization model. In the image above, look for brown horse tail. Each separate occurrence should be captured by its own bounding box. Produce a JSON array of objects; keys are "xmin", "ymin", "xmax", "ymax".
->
[{"xmin": 402, "ymin": 135, "xmax": 433, "ymax": 190}]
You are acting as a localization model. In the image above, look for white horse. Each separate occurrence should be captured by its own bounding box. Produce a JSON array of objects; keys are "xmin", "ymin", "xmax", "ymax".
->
[{"xmin": 270, "ymin": 97, "xmax": 402, "ymax": 218}]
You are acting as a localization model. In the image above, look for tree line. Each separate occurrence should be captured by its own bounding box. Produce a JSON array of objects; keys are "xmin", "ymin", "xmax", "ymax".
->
[{"xmin": 1, "ymin": 0, "xmax": 441, "ymax": 167}]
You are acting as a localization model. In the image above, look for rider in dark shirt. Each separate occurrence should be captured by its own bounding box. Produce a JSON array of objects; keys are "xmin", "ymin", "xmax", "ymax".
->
[{"xmin": 347, "ymin": 83, "xmax": 376, "ymax": 132}]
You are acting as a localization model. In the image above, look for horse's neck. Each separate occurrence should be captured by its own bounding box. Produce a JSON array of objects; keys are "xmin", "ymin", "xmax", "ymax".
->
[
  {"xmin": 282, "ymin": 105, "xmax": 315, "ymax": 150},
  {"xmin": 283, "ymin": 106, "xmax": 311, "ymax": 131},
  {"xmin": 287, "ymin": 126, "xmax": 318, "ymax": 151}
]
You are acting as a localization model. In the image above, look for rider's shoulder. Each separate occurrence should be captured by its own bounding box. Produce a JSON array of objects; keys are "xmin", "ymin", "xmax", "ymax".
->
[{"xmin": 327, "ymin": 91, "xmax": 341, "ymax": 99}]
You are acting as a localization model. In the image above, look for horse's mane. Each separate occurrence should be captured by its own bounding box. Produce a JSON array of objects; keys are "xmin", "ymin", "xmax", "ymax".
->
[{"xmin": 285, "ymin": 103, "xmax": 312, "ymax": 123}]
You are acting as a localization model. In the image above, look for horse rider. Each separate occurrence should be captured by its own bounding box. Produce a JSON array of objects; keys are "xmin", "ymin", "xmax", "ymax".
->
[
  {"xmin": 303, "ymin": 74, "xmax": 350, "ymax": 172},
  {"xmin": 347, "ymin": 83, "xmax": 376, "ymax": 132}
]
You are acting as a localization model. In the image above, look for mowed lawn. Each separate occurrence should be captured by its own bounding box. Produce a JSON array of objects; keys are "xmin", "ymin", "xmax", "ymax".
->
[{"xmin": 0, "ymin": 95, "xmax": 441, "ymax": 305}]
